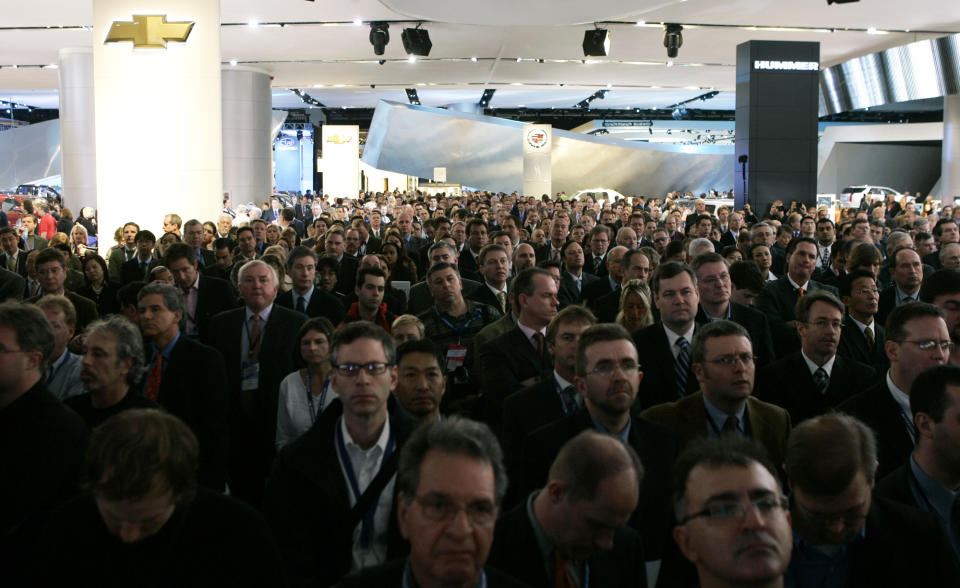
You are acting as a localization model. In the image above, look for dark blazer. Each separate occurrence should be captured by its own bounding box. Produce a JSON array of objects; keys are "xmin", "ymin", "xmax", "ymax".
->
[
  {"xmin": 27, "ymin": 290, "xmax": 98, "ymax": 332},
  {"xmin": 276, "ymin": 287, "xmax": 346, "ymax": 325},
  {"xmin": 534, "ymin": 242, "xmax": 563, "ymax": 264},
  {"xmin": 520, "ymin": 410, "xmax": 678, "ymax": 561},
  {"xmin": 488, "ymin": 503, "xmax": 646, "ymax": 588},
  {"xmin": 458, "ymin": 247, "xmax": 481, "ymax": 277},
  {"xmin": 582, "ymin": 275, "xmax": 616, "ymax": 308},
  {"xmin": 0, "ymin": 250, "xmax": 29, "ymax": 278},
  {"xmin": 591, "ymin": 286, "xmax": 622, "ymax": 324},
  {"xmin": 119, "ymin": 256, "xmax": 161, "ymax": 284},
  {"xmin": 467, "ymin": 282, "xmax": 510, "ymax": 315},
  {"xmin": 923, "ymin": 249, "xmax": 941, "ymax": 270},
  {"xmin": 557, "ymin": 270, "xmax": 599, "ymax": 308},
  {"xmin": 695, "ymin": 302, "xmax": 776, "ymax": 367},
  {"xmin": 0, "ymin": 267, "xmax": 25, "ymax": 301},
  {"xmin": 632, "ymin": 323, "xmax": 700, "ymax": 410},
  {"xmin": 876, "ymin": 286, "xmax": 920, "ymax": 328},
  {"xmin": 755, "ymin": 276, "xmax": 839, "ymax": 356},
  {"xmin": 837, "ymin": 379, "xmax": 914, "ymax": 479},
  {"xmin": 584, "ymin": 252, "xmax": 609, "ymax": 278},
  {"xmin": 479, "ymin": 326, "xmax": 554, "ymax": 433},
  {"xmin": 336, "ymin": 558, "xmax": 529, "ymax": 588},
  {"xmin": 640, "ymin": 392, "xmax": 791, "ymax": 472},
  {"xmin": 264, "ymin": 400, "xmax": 417, "ymax": 588},
  {"xmin": 756, "ymin": 352, "xmax": 876, "ymax": 424},
  {"xmin": 154, "ymin": 334, "xmax": 229, "ymax": 491},
  {"xmin": 500, "ymin": 373, "xmax": 567, "ymax": 498},
  {"xmin": 718, "ymin": 229, "xmax": 738, "ymax": 248},
  {"xmin": 360, "ymin": 234, "xmax": 381, "ymax": 256},
  {"xmin": 407, "ymin": 277, "xmax": 482, "ymax": 316},
  {"xmin": 194, "ymin": 248, "xmax": 216, "ymax": 269},
  {"xmin": 191, "ymin": 275, "xmax": 237, "ymax": 340},
  {"xmin": 837, "ymin": 317, "xmax": 889, "ymax": 372},
  {"xmin": 206, "ymin": 303, "xmax": 307, "ymax": 505},
  {"xmin": 336, "ymin": 254, "xmax": 360, "ymax": 295}
]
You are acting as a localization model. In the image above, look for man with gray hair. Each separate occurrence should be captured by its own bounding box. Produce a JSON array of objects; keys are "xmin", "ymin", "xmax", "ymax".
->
[
  {"xmin": 182, "ymin": 218, "xmax": 215, "ymax": 268},
  {"xmin": 65, "ymin": 316, "xmax": 157, "ymax": 428},
  {"xmin": 36, "ymin": 294, "xmax": 84, "ymax": 400},
  {"xmin": 337, "ymin": 416, "xmax": 525, "ymax": 587},
  {"xmin": 687, "ymin": 237, "xmax": 716, "ymax": 260}
]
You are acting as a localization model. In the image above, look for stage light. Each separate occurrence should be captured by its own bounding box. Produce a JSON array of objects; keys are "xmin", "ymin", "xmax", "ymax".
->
[
  {"xmin": 583, "ymin": 28, "xmax": 610, "ymax": 57},
  {"xmin": 405, "ymin": 88, "xmax": 420, "ymax": 105},
  {"xmin": 827, "ymin": 0, "xmax": 859, "ymax": 4},
  {"xmin": 402, "ymin": 26, "xmax": 432, "ymax": 57},
  {"xmin": 663, "ymin": 24, "xmax": 683, "ymax": 58},
  {"xmin": 369, "ymin": 22, "xmax": 390, "ymax": 56}
]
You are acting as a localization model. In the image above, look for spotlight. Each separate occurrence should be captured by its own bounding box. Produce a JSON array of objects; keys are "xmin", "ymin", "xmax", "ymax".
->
[
  {"xmin": 827, "ymin": 0, "xmax": 859, "ymax": 3},
  {"xmin": 402, "ymin": 26, "xmax": 432, "ymax": 57},
  {"xmin": 663, "ymin": 23, "xmax": 683, "ymax": 58},
  {"xmin": 405, "ymin": 88, "xmax": 421, "ymax": 105},
  {"xmin": 369, "ymin": 22, "xmax": 389, "ymax": 56},
  {"xmin": 583, "ymin": 28, "xmax": 610, "ymax": 57}
]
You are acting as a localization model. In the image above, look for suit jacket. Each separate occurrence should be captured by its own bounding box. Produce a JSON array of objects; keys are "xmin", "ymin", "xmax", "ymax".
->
[
  {"xmin": 479, "ymin": 325, "xmax": 554, "ymax": 433},
  {"xmin": 473, "ymin": 311, "xmax": 518, "ymax": 351},
  {"xmin": 695, "ymin": 302, "xmax": 776, "ymax": 367},
  {"xmin": 21, "ymin": 234, "xmax": 48, "ymax": 251},
  {"xmin": 837, "ymin": 317, "xmax": 889, "ymax": 372},
  {"xmin": 755, "ymin": 276, "xmax": 839, "ymax": 356},
  {"xmin": 923, "ymin": 249, "xmax": 941, "ymax": 270},
  {"xmin": 458, "ymin": 247, "xmax": 481, "ymax": 277},
  {"xmin": 557, "ymin": 270, "xmax": 599, "ymax": 308},
  {"xmin": 876, "ymin": 286, "xmax": 920, "ymax": 328},
  {"xmin": 265, "ymin": 401, "xmax": 417, "ymax": 588},
  {"xmin": 190, "ymin": 275, "xmax": 238, "ymax": 340},
  {"xmin": 360, "ymin": 235, "xmax": 381, "ymax": 256},
  {"xmin": 592, "ymin": 286, "xmax": 623, "ymax": 324},
  {"xmin": 407, "ymin": 277, "xmax": 482, "ymax": 316},
  {"xmin": 520, "ymin": 410, "xmax": 678, "ymax": 560},
  {"xmin": 500, "ymin": 373, "xmax": 567, "ymax": 499},
  {"xmin": 584, "ymin": 252, "xmax": 609, "ymax": 278},
  {"xmin": 106, "ymin": 246, "xmax": 135, "ymax": 283},
  {"xmin": 534, "ymin": 242, "xmax": 563, "ymax": 264},
  {"xmin": 206, "ymin": 303, "xmax": 307, "ymax": 505},
  {"xmin": 756, "ymin": 352, "xmax": 876, "ymax": 424},
  {"xmin": 336, "ymin": 558, "xmax": 528, "ymax": 588},
  {"xmin": 718, "ymin": 229, "xmax": 738, "ymax": 248},
  {"xmin": 467, "ymin": 282, "xmax": 510, "ymax": 315},
  {"xmin": 276, "ymin": 288, "xmax": 346, "ymax": 325},
  {"xmin": 640, "ymin": 392, "xmax": 791, "ymax": 472},
  {"xmin": 120, "ymin": 256, "xmax": 161, "ymax": 284},
  {"xmin": 27, "ymin": 290, "xmax": 98, "ymax": 332},
  {"xmin": 582, "ymin": 275, "xmax": 616, "ymax": 308},
  {"xmin": 336, "ymin": 254, "xmax": 360, "ymax": 296},
  {"xmin": 837, "ymin": 379, "xmax": 914, "ymax": 479},
  {"xmin": 632, "ymin": 323, "xmax": 700, "ymax": 410},
  {"xmin": 154, "ymin": 334, "xmax": 229, "ymax": 491},
  {"xmin": 488, "ymin": 503, "xmax": 646, "ymax": 588},
  {"xmin": 0, "ymin": 267, "xmax": 25, "ymax": 301},
  {"xmin": 0, "ymin": 250, "xmax": 29, "ymax": 278}
]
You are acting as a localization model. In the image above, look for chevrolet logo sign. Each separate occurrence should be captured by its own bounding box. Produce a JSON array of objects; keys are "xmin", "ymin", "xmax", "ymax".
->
[
  {"xmin": 326, "ymin": 135, "xmax": 353, "ymax": 144},
  {"xmin": 105, "ymin": 15, "xmax": 194, "ymax": 49}
]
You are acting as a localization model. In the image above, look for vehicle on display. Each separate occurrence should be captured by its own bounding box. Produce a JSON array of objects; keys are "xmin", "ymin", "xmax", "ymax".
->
[
  {"xmin": 675, "ymin": 197, "xmax": 735, "ymax": 215},
  {"xmin": 839, "ymin": 185, "xmax": 902, "ymax": 209},
  {"xmin": 571, "ymin": 188, "xmax": 626, "ymax": 203}
]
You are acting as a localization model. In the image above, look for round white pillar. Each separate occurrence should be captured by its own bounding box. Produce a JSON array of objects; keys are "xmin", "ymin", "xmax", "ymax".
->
[
  {"xmin": 222, "ymin": 66, "xmax": 273, "ymax": 207},
  {"xmin": 58, "ymin": 48, "xmax": 98, "ymax": 216}
]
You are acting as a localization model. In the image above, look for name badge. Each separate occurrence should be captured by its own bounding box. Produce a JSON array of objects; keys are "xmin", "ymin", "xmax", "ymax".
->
[
  {"xmin": 445, "ymin": 344, "xmax": 468, "ymax": 371},
  {"xmin": 241, "ymin": 360, "xmax": 260, "ymax": 391}
]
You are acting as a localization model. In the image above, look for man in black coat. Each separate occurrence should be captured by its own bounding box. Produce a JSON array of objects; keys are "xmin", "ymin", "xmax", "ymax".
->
[
  {"xmin": 557, "ymin": 241, "xmax": 599, "ymax": 309},
  {"xmin": 28, "ymin": 247, "xmax": 99, "ymax": 332},
  {"xmin": 206, "ymin": 260, "xmax": 307, "ymax": 506},
  {"xmin": 0, "ymin": 226, "xmax": 29, "ymax": 278},
  {"xmin": 757, "ymin": 291, "xmax": 876, "ymax": 424},
  {"xmin": 837, "ymin": 269, "xmax": 889, "ymax": 372},
  {"xmin": 583, "ymin": 246, "xmax": 627, "ymax": 311},
  {"xmin": 165, "ymin": 242, "xmax": 237, "ymax": 340},
  {"xmin": 876, "ymin": 246, "xmax": 924, "ymax": 327},
  {"xmin": 489, "ymin": 431, "xmax": 647, "ymax": 588},
  {"xmin": 276, "ymin": 246, "xmax": 346, "ymax": 324},
  {"xmin": 466, "ymin": 244, "xmax": 512, "ymax": 315},
  {"xmin": 119, "ymin": 230, "xmax": 160, "ymax": 285}
]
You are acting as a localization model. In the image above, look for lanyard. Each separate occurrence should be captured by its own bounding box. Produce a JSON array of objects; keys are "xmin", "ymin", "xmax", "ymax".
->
[
  {"xmin": 435, "ymin": 306, "xmax": 483, "ymax": 335},
  {"xmin": 304, "ymin": 371, "xmax": 330, "ymax": 425},
  {"xmin": 45, "ymin": 351, "xmax": 71, "ymax": 386},
  {"xmin": 336, "ymin": 418, "xmax": 395, "ymax": 548}
]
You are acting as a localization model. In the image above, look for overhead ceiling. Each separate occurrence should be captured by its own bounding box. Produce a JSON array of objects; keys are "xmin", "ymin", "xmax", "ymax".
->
[{"xmin": 1, "ymin": 0, "xmax": 958, "ymax": 111}]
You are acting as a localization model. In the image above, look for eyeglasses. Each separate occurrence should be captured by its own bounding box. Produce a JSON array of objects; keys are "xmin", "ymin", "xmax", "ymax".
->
[
  {"xmin": 807, "ymin": 319, "xmax": 844, "ymax": 330},
  {"xmin": 587, "ymin": 359, "xmax": 642, "ymax": 377},
  {"xmin": 899, "ymin": 339, "xmax": 955, "ymax": 352},
  {"xmin": 704, "ymin": 353, "xmax": 757, "ymax": 368},
  {"xmin": 855, "ymin": 288, "xmax": 880, "ymax": 296},
  {"xmin": 334, "ymin": 362, "xmax": 392, "ymax": 377},
  {"xmin": 680, "ymin": 496, "xmax": 788, "ymax": 525},
  {"xmin": 414, "ymin": 495, "xmax": 497, "ymax": 526}
]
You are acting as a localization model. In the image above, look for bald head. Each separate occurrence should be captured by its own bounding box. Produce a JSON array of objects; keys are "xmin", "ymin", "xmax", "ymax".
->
[{"xmin": 547, "ymin": 430, "xmax": 643, "ymax": 501}]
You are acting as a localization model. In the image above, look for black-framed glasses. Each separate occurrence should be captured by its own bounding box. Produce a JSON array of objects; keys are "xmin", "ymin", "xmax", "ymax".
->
[
  {"xmin": 899, "ymin": 339, "xmax": 954, "ymax": 352},
  {"xmin": 586, "ymin": 359, "xmax": 642, "ymax": 377},
  {"xmin": 704, "ymin": 354, "xmax": 757, "ymax": 368},
  {"xmin": 334, "ymin": 362, "xmax": 392, "ymax": 377},
  {"xmin": 413, "ymin": 495, "xmax": 497, "ymax": 526},
  {"xmin": 680, "ymin": 496, "xmax": 788, "ymax": 525}
]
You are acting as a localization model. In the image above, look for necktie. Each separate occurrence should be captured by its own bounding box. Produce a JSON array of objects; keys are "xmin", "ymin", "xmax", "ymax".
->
[
  {"xmin": 814, "ymin": 367, "xmax": 829, "ymax": 395},
  {"xmin": 553, "ymin": 248, "xmax": 561, "ymax": 262},
  {"xmin": 722, "ymin": 415, "xmax": 740, "ymax": 435},
  {"xmin": 553, "ymin": 550, "xmax": 576, "ymax": 588},
  {"xmin": 248, "ymin": 314, "xmax": 262, "ymax": 360},
  {"xmin": 903, "ymin": 295, "xmax": 915, "ymax": 304},
  {"xmin": 864, "ymin": 327, "xmax": 875, "ymax": 350},
  {"xmin": 797, "ymin": 287, "xmax": 805, "ymax": 298},
  {"xmin": 496, "ymin": 291, "xmax": 507, "ymax": 314},
  {"xmin": 675, "ymin": 337, "xmax": 691, "ymax": 398},
  {"xmin": 296, "ymin": 295, "xmax": 306, "ymax": 314},
  {"xmin": 561, "ymin": 385, "xmax": 579, "ymax": 415},
  {"xmin": 595, "ymin": 255, "xmax": 602, "ymax": 269},
  {"xmin": 144, "ymin": 355, "xmax": 163, "ymax": 400},
  {"xmin": 532, "ymin": 332, "xmax": 545, "ymax": 359},
  {"xmin": 575, "ymin": 277, "xmax": 582, "ymax": 293}
]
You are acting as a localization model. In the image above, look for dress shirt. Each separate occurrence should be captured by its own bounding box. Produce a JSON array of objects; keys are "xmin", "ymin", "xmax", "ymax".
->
[
  {"xmin": 526, "ymin": 491, "xmax": 587, "ymax": 587},
  {"xmin": 909, "ymin": 455, "xmax": 960, "ymax": 559},
  {"xmin": 701, "ymin": 303, "xmax": 732, "ymax": 322},
  {"xmin": 241, "ymin": 304, "xmax": 274, "ymax": 361},
  {"xmin": 183, "ymin": 274, "xmax": 200, "ymax": 335},
  {"xmin": 293, "ymin": 286, "xmax": 314, "ymax": 312},
  {"xmin": 664, "ymin": 323, "xmax": 696, "ymax": 361},
  {"xmin": 802, "ymin": 350, "xmax": 837, "ymax": 377},
  {"xmin": 275, "ymin": 370, "xmax": 336, "ymax": 449},
  {"xmin": 45, "ymin": 349, "xmax": 84, "ymax": 400},
  {"xmin": 336, "ymin": 416, "xmax": 394, "ymax": 572},
  {"xmin": 848, "ymin": 315, "xmax": 875, "ymax": 343},
  {"xmin": 588, "ymin": 411, "xmax": 632, "ymax": 443},
  {"xmin": 5, "ymin": 251, "xmax": 17, "ymax": 273},
  {"xmin": 517, "ymin": 321, "xmax": 547, "ymax": 351},
  {"xmin": 148, "ymin": 332, "xmax": 181, "ymax": 380},
  {"xmin": 787, "ymin": 275, "xmax": 810, "ymax": 294},
  {"xmin": 122, "ymin": 246, "xmax": 136, "ymax": 262},
  {"xmin": 817, "ymin": 243, "xmax": 832, "ymax": 269},
  {"xmin": 886, "ymin": 371, "xmax": 916, "ymax": 443},
  {"xmin": 703, "ymin": 394, "xmax": 746, "ymax": 437},
  {"xmin": 785, "ymin": 529, "xmax": 863, "ymax": 588},
  {"xmin": 566, "ymin": 269, "xmax": 583, "ymax": 293},
  {"xmin": 485, "ymin": 282, "xmax": 507, "ymax": 301},
  {"xmin": 895, "ymin": 286, "xmax": 920, "ymax": 306}
]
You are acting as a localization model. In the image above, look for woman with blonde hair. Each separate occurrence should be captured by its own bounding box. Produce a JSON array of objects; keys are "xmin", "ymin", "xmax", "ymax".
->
[
  {"xmin": 391, "ymin": 314, "xmax": 424, "ymax": 345},
  {"xmin": 616, "ymin": 279, "xmax": 654, "ymax": 333}
]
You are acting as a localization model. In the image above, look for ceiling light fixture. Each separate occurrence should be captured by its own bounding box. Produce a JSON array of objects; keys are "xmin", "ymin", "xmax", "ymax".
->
[
  {"xmin": 583, "ymin": 27, "xmax": 611, "ymax": 57},
  {"xmin": 663, "ymin": 23, "xmax": 683, "ymax": 58},
  {"xmin": 401, "ymin": 24, "xmax": 432, "ymax": 57},
  {"xmin": 405, "ymin": 88, "xmax": 420, "ymax": 105},
  {"xmin": 369, "ymin": 22, "xmax": 390, "ymax": 56}
]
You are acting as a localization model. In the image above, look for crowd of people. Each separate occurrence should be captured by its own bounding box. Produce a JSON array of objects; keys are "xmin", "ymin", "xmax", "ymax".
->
[{"xmin": 3, "ymin": 187, "xmax": 960, "ymax": 587}]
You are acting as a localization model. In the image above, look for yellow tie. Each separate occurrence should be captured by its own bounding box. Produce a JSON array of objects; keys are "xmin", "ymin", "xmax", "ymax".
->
[{"xmin": 797, "ymin": 287, "xmax": 805, "ymax": 298}]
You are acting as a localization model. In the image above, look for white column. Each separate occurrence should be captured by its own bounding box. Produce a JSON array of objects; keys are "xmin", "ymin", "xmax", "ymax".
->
[
  {"xmin": 222, "ymin": 66, "xmax": 273, "ymax": 206},
  {"xmin": 320, "ymin": 125, "xmax": 360, "ymax": 199},
  {"xmin": 943, "ymin": 94, "xmax": 960, "ymax": 204},
  {"xmin": 93, "ymin": 0, "xmax": 222, "ymax": 240},
  {"xmin": 522, "ymin": 123, "xmax": 552, "ymax": 197},
  {"xmin": 58, "ymin": 48, "xmax": 98, "ymax": 216}
]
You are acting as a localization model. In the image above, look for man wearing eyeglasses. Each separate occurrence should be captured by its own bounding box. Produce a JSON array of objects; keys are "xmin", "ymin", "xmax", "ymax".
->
[
  {"xmin": 521, "ymin": 324, "xmax": 678, "ymax": 563},
  {"xmin": 336, "ymin": 417, "xmax": 525, "ymax": 588},
  {"xmin": 265, "ymin": 321, "xmax": 418, "ymax": 588},
  {"xmin": 837, "ymin": 269, "xmax": 890, "ymax": 372},
  {"xmin": 840, "ymin": 302, "xmax": 951, "ymax": 479},
  {"xmin": 671, "ymin": 436, "xmax": 792, "ymax": 588},
  {"xmin": 757, "ymin": 291, "xmax": 876, "ymax": 424},
  {"xmin": 784, "ymin": 413, "xmax": 960, "ymax": 587}
]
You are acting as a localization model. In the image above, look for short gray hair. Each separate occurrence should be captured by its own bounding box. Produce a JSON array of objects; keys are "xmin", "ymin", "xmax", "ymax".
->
[
  {"xmin": 0, "ymin": 302, "xmax": 54, "ymax": 369},
  {"xmin": 238, "ymin": 259, "xmax": 279, "ymax": 286},
  {"xmin": 84, "ymin": 315, "xmax": 147, "ymax": 386},
  {"xmin": 397, "ymin": 416, "xmax": 508, "ymax": 505},
  {"xmin": 137, "ymin": 282, "xmax": 185, "ymax": 313},
  {"xmin": 687, "ymin": 237, "xmax": 715, "ymax": 258}
]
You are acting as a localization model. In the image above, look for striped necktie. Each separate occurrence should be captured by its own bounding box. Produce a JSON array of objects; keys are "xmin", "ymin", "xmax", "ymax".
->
[{"xmin": 675, "ymin": 337, "xmax": 691, "ymax": 398}]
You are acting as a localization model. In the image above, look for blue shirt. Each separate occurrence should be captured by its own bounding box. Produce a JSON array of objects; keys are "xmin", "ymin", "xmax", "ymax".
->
[
  {"xmin": 785, "ymin": 527, "xmax": 865, "ymax": 588},
  {"xmin": 703, "ymin": 394, "xmax": 746, "ymax": 437},
  {"xmin": 589, "ymin": 411, "xmax": 631, "ymax": 443},
  {"xmin": 149, "ymin": 332, "xmax": 181, "ymax": 379},
  {"xmin": 909, "ymin": 455, "xmax": 960, "ymax": 559}
]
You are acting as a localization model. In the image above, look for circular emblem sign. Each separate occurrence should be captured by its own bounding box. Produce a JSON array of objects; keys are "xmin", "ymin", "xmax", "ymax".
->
[{"xmin": 526, "ymin": 128, "xmax": 548, "ymax": 149}]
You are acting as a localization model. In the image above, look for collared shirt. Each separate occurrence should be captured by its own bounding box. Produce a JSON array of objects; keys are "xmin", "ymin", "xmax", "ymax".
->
[
  {"xmin": 241, "ymin": 304, "xmax": 274, "ymax": 361},
  {"xmin": 5, "ymin": 251, "xmax": 17, "ymax": 273},
  {"xmin": 526, "ymin": 491, "xmax": 587, "ymax": 587},
  {"xmin": 895, "ymin": 286, "xmax": 920, "ymax": 306},
  {"xmin": 485, "ymin": 282, "xmax": 507, "ymax": 300},
  {"xmin": 701, "ymin": 303, "xmax": 732, "ymax": 322},
  {"xmin": 785, "ymin": 527, "xmax": 864, "ymax": 588},
  {"xmin": 817, "ymin": 243, "xmax": 832, "ymax": 269},
  {"xmin": 588, "ymin": 410, "xmax": 631, "ymax": 442},
  {"xmin": 294, "ymin": 286, "xmax": 314, "ymax": 311},
  {"xmin": 848, "ymin": 315, "xmax": 875, "ymax": 342},
  {"xmin": 664, "ymin": 323, "xmax": 696, "ymax": 361},
  {"xmin": 148, "ymin": 331, "xmax": 181, "ymax": 380},
  {"xmin": 123, "ymin": 246, "xmax": 136, "ymax": 262},
  {"xmin": 46, "ymin": 349, "xmax": 84, "ymax": 400},
  {"xmin": 886, "ymin": 371, "xmax": 916, "ymax": 443},
  {"xmin": 703, "ymin": 394, "xmax": 746, "ymax": 437},
  {"xmin": 183, "ymin": 274, "xmax": 200, "ymax": 335},
  {"xmin": 909, "ymin": 455, "xmax": 960, "ymax": 558},
  {"xmin": 787, "ymin": 275, "xmax": 810, "ymax": 294},
  {"xmin": 336, "ymin": 416, "xmax": 394, "ymax": 572},
  {"xmin": 518, "ymin": 321, "xmax": 547, "ymax": 351},
  {"xmin": 802, "ymin": 350, "xmax": 837, "ymax": 377}
]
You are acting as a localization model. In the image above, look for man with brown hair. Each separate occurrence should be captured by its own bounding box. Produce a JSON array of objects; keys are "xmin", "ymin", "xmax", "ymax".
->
[{"xmin": 27, "ymin": 247, "xmax": 98, "ymax": 331}]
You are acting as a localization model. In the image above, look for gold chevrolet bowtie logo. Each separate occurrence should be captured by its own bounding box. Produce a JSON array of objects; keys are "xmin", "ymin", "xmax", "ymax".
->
[
  {"xmin": 326, "ymin": 135, "xmax": 353, "ymax": 144},
  {"xmin": 105, "ymin": 15, "xmax": 194, "ymax": 49}
]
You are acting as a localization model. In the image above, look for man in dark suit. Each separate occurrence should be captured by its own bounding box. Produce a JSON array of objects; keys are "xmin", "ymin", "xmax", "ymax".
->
[
  {"xmin": 489, "ymin": 431, "xmax": 647, "ymax": 588},
  {"xmin": 325, "ymin": 228, "xmax": 360, "ymax": 295},
  {"xmin": 458, "ymin": 218, "xmax": 488, "ymax": 278},
  {"xmin": 466, "ymin": 244, "xmax": 511, "ymax": 315},
  {"xmin": 0, "ymin": 226, "xmax": 29, "ymax": 278},
  {"xmin": 583, "ymin": 246, "xmax": 627, "ymax": 314},
  {"xmin": 534, "ymin": 215, "xmax": 569, "ymax": 264},
  {"xmin": 633, "ymin": 262, "xmax": 701, "ymax": 409},
  {"xmin": 919, "ymin": 268, "xmax": 960, "ymax": 365},
  {"xmin": 165, "ymin": 242, "xmax": 236, "ymax": 340},
  {"xmin": 924, "ymin": 218, "xmax": 960, "ymax": 269},
  {"xmin": 757, "ymin": 291, "xmax": 876, "ymax": 424},
  {"xmin": 120, "ymin": 230, "xmax": 160, "ymax": 285},
  {"xmin": 264, "ymin": 323, "xmax": 417, "ymax": 588},
  {"xmin": 521, "ymin": 323, "xmax": 678, "ymax": 561},
  {"xmin": 27, "ymin": 247, "xmax": 98, "ymax": 332},
  {"xmin": 182, "ymin": 219, "xmax": 216, "ymax": 268},
  {"xmin": 137, "ymin": 283, "xmax": 229, "ymax": 492},
  {"xmin": 839, "ymin": 302, "xmax": 951, "ymax": 479},
  {"xmin": 261, "ymin": 195, "xmax": 282, "ymax": 224},
  {"xmin": 838, "ymin": 269, "xmax": 889, "ymax": 371},
  {"xmin": 557, "ymin": 240, "xmax": 599, "ymax": 308},
  {"xmin": 692, "ymin": 252, "xmax": 775, "ymax": 367},
  {"xmin": 876, "ymin": 246, "xmax": 923, "ymax": 327},
  {"xmin": 276, "ymin": 246, "xmax": 345, "ymax": 324},
  {"xmin": 407, "ymin": 241, "xmax": 481, "ymax": 316},
  {"xmin": 206, "ymin": 260, "xmax": 307, "ymax": 506},
  {"xmin": 784, "ymin": 413, "xmax": 960, "ymax": 586},
  {"xmin": 583, "ymin": 225, "xmax": 612, "ymax": 277},
  {"xmin": 478, "ymin": 268, "xmax": 559, "ymax": 433},
  {"xmin": 278, "ymin": 207, "xmax": 305, "ymax": 238}
]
